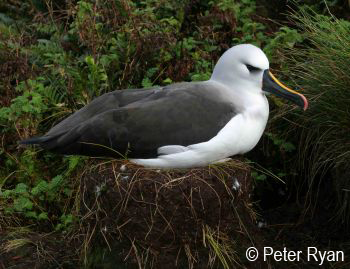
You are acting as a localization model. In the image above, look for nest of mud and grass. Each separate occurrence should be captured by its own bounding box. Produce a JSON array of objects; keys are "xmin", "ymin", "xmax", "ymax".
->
[{"xmin": 1, "ymin": 160, "xmax": 265, "ymax": 269}]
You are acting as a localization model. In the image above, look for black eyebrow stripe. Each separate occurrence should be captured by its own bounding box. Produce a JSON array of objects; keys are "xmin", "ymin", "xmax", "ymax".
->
[{"xmin": 246, "ymin": 64, "xmax": 260, "ymax": 72}]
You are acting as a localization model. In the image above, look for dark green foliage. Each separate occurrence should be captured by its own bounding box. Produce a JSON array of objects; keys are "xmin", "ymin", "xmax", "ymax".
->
[{"xmin": 0, "ymin": 154, "xmax": 83, "ymax": 230}]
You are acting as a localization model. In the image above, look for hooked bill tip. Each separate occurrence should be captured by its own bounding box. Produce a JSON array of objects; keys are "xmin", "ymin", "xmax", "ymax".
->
[{"xmin": 300, "ymin": 94, "xmax": 308, "ymax": 111}]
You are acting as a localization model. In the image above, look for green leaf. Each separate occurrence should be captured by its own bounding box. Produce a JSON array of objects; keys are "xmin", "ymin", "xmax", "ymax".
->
[
  {"xmin": 1, "ymin": 190, "xmax": 12, "ymax": 198},
  {"xmin": 163, "ymin": 78, "xmax": 173, "ymax": 84},
  {"xmin": 85, "ymin": 55, "xmax": 95, "ymax": 66},
  {"xmin": 67, "ymin": 156, "xmax": 81, "ymax": 172},
  {"xmin": 31, "ymin": 180, "xmax": 49, "ymax": 196},
  {"xmin": 44, "ymin": 177, "xmax": 61, "ymax": 201},
  {"xmin": 13, "ymin": 196, "xmax": 33, "ymax": 211},
  {"xmin": 38, "ymin": 212, "xmax": 49, "ymax": 220},
  {"xmin": 15, "ymin": 183, "xmax": 28, "ymax": 194},
  {"xmin": 60, "ymin": 214, "xmax": 74, "ymax": 226},
  {"xmin": 25, "ymin": 211, "xmax": 38, "ymax": 219},
  {"xmin": 141, "ymin": 77, "xmax": 153, "ymax": 88}
]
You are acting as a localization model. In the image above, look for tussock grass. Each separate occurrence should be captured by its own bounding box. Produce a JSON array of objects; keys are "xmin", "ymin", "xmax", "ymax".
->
[{"xmin": 280, "ymin": 8, "xmax": 350, "ymax": 225}]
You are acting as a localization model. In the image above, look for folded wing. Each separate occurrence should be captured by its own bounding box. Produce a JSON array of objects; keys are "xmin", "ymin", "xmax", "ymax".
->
[{"xmin": 21, "ymin": 82, "xmax": 237, "ymax": 158}]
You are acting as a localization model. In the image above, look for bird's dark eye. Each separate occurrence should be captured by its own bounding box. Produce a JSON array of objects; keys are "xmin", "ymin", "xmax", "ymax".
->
[{"xmin": 246, "ymin": 64, "xmax": 260, "ymax": 72}]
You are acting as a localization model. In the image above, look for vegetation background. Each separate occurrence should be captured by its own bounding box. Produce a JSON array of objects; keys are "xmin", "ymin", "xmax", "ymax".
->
[{"xmin": 0, "ymin": 0, "xmax": 349, "ymax": 268}]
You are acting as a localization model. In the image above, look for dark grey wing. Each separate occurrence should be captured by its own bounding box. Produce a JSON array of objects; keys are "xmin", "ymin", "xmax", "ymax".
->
[
  {"xmin": 25, "ymin": 82, "xmax": 237, "ymax": 158},
  {"xmin": 45, "ymin": 86, "xmax": 160, "ymax": 136}
]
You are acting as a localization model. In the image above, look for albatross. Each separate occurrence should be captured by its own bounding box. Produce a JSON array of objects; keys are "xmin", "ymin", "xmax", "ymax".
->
[{"xmin": 20, "ymin": 44, "xmax": 308, "ymax": 168}]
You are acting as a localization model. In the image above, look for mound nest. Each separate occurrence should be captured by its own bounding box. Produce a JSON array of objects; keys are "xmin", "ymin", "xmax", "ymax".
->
[
  {"xmin": 78, "ymin": 160, "xmax": 260, "ymax": 268},
  {"xmin": 1, "ymin": 160, "xmax": 262, "ymax": 269}
]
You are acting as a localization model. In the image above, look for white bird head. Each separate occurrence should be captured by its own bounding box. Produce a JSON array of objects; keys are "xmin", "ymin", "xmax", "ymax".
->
[
  {"xmin": 211, "ymin": 44, "xmax": 268, "ymax": 91},
  {"xmin": 210, "ymin": 44, "xmax": 308, "ymax": 110}
]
